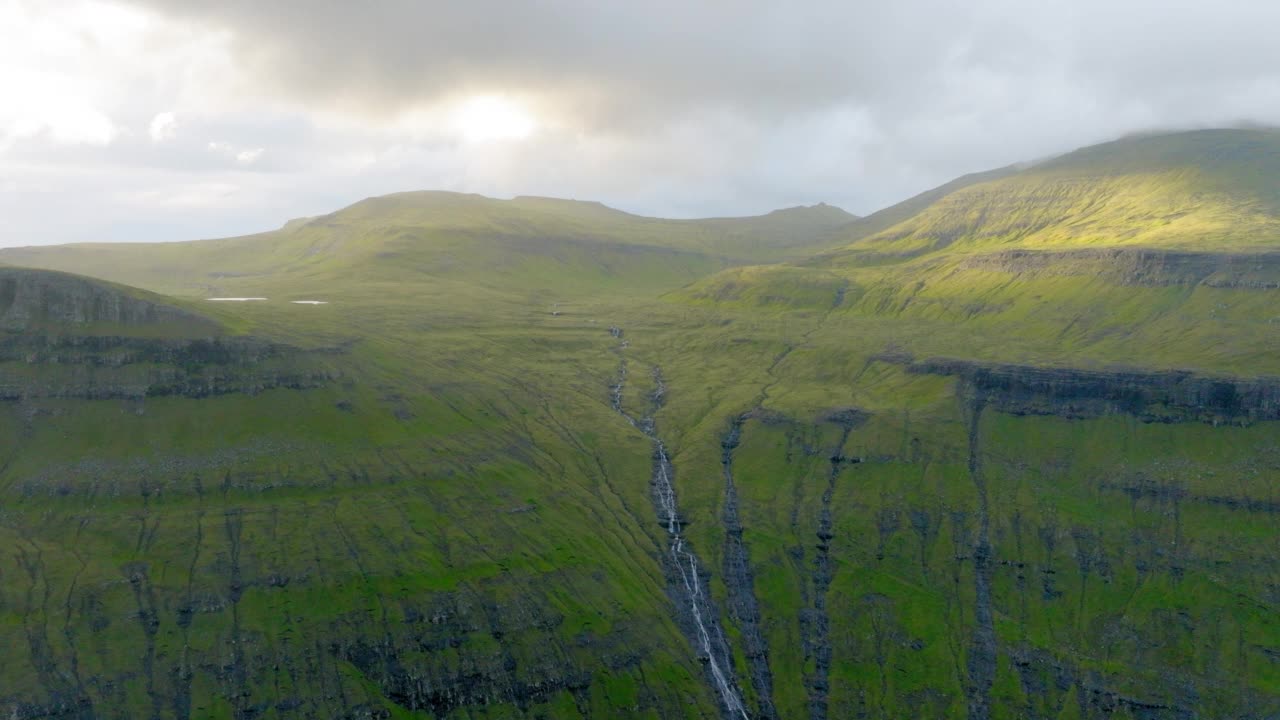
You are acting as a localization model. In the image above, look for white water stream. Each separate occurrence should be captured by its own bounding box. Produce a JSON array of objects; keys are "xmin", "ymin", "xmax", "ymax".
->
[
  {"xmin": 613, "ymin": 354, "xmax": 750, "ymax": 719},
  {"xmin": 655, "ymin": 442, "xmax": 750, "ymax": 719}
]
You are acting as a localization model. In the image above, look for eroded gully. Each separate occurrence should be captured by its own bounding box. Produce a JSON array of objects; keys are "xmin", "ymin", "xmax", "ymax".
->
[{"xmin": 609, "ymin": 332, "xmax": 751, "ymax": 720}]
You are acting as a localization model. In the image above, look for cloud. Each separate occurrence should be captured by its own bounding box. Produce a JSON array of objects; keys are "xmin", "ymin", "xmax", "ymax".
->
[
  {"xmin": 205, "ymin": 141, "xmax": 264, "ymax": 166},
  {"xmin": 3, "ymin": 102, "xmax": 116, "ymax": 147},
  {"xmin": 120, "ymin": 1, "xmax": 1280, "ymax": 132},
  {"xmin": 6, "ymin": 0, "xmax": 1280, "ymax": 245},
  {"xmin": 149, "ymin": 112, "xmax": 178, "ymax": 142},
  {"xmin": 0, "ymin": 1, "xmax": 146, "ymax": 149},
  {"xmin": 0, "ymin": 57, "xmax": 118, "ymax": 148},
  {"xmin": 235, "ymin": 147, "xmax": 263, "ymax": 165},
  {"xmin": 127, "ymin": 180, "xmax": 240, "ymax": 208}
]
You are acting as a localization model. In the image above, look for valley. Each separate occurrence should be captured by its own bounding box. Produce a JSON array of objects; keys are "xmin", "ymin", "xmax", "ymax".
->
[{"xmin": 1, "ymin": 128, "xmax": 1278, "ymax": 719}]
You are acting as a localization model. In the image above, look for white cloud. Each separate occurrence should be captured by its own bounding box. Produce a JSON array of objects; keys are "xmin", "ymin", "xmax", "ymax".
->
[
  {"xmin": 148, "ymin": 112, "xmax": 178, "ymax": 142},
  {"xmin": 3, "ymin": 99, "xmax": 117, "ymax": 147},
  {"xmin": 205, "ymin": 141, "xmax": 265, "ymax": 166},
  {"xmin": 0, "ymin": 0, "xmax": 241, "ymax": 158},
  {"xmin": 0, "ymin": 59, "xmax": 118, "ymax": 148},
  {"xmin": 235, "ymin": 147, "xmax": 264, "ymax": 164},
  {"xmin": 126, "ymin": 181, "xmax": 241, "ymax": 208},
  {"xmin": 0, "ymin": 0, "xmax": 141, "ymax": 149}
]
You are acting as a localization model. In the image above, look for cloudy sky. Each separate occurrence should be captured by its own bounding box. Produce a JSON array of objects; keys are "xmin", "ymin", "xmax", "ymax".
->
[{"xmin": 3, "ymin": 0, "xmax": 1280, "ymax": 247}]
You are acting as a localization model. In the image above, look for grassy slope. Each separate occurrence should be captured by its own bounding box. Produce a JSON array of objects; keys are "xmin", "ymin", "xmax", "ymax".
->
[{"xmin": 1, "ymin": 130, "xmax": 1279, "ymax": 718}]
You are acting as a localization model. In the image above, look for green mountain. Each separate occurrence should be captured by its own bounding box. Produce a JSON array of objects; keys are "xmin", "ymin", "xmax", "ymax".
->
[
  {"xmin": 831, "ymin": 127, "xmax": 1280, "ymax": 259},
  {"xmin": 1, "ymin": 129, "xmax": 1278, "ymax": 719},
  {"xmin": 0, "ymin": 192, "xmax": 857, "ymax": 301}
]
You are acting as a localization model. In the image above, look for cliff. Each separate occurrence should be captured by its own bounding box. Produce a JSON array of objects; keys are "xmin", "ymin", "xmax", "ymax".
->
[
  {"xmin": 0, "ymin": 266, "xmax": 216, "ymax": 332},
  {"xmin": 0, "ymin": 267, "xmax": 338, "ymax": 401},
  {"xmin": 909, "ymin": 357, "xmax": 1280, "ymax": 424}
]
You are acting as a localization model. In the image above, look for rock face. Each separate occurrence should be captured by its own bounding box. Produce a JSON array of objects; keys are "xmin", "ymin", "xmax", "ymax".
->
[
  {"xmin": 909, "ymin": 357, "xmax": 1280, "ymax": 424},
  {"xmin": 0, "ymin": 268, "xmax": 337, "ymax": 401},
  {"xmin": 0, "ymin": 267, "xmax": 214, "ymax": 331}
]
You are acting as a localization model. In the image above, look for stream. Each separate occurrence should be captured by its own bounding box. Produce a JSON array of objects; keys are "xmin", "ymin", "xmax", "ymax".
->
[{"xmin": 610, "ymin": 340, "xmax": 751, "ymax": 720}]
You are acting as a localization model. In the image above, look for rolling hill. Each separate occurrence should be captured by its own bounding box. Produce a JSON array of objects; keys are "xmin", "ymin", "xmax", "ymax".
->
[
  {"xmin": 0, "ymin": 129, "xmax": 1278, "ymax": 719},
  {"xmin": 0, "ymin": 192, "xmax": 857, "ymax": 301}
]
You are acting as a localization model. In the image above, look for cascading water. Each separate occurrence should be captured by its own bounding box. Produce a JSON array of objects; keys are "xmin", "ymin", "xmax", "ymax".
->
[
  {"xmin": 610, "ymin": 338, "xmax": 750, "ymax": 720},
  {"xmin": 656, "ymin": 442, "xmax": 750, "ymax": 720}
]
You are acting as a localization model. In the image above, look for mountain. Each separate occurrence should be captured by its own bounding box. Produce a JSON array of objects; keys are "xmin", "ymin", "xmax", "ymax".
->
[
  {"xmin": 675, "ymin": 128, "xmax": 1280, "ymax": 373},
  {"xmin": 0, "ymin": 192, "xmax": 857, "ymax": 300},
  {"xmin": 1, "ymin": 130, "xmax": 1278, "ymax": 719},
  {"xmin": 828, "ymin": 127, "xmax": 1280, "ymax": 259}
]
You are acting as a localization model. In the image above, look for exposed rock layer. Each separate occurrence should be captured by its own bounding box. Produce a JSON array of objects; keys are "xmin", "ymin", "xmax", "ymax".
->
[{"xmin": 908, "ymin": 357, "xmax": 1280, "ymax": 424}]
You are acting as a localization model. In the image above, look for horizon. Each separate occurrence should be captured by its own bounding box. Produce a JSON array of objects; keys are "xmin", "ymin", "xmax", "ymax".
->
[{"xmin": 8, "ymin": 124, "xmax": 1272, "ymax": 251}]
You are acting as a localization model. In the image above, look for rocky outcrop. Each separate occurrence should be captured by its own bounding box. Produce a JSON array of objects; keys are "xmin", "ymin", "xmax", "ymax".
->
[{"xmin": 909, "ymin": 358, "xmax": 1280, "ymax": 424}]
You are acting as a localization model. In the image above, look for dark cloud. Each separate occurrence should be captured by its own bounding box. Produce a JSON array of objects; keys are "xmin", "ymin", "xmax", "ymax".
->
[{"xmin": 128, "ymin": 1, "xmax": 1280, "ymax": 128}]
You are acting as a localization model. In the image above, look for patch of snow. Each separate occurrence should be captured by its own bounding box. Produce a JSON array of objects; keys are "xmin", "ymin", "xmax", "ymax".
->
[
  {"xmin": 291, "ymin": 300, "xmax": 328, "ymax": 305},
  {"xmin": 206, "ymin": 297, "xmax": 267, "ymax": 302}
]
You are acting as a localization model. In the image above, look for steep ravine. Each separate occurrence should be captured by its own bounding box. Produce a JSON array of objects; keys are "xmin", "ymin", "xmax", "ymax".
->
[
  {"xmin": 610, "ymin": 332, "xmax": 752, "ymax": 719},
  {"xmin": 963, "ymin": 391, "xmax": 996, "ymax": 720},
  {"xmin": 720, "ymin": 416, "xmax": 778, "ymax": 720},
  {"xmin": 802, "ymin": 411, "xmax": 863, "ymax": 720}
]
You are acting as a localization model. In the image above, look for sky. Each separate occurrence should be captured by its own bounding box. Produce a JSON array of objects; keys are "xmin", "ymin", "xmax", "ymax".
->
[{"xmin": 3, "ymin": 0, "xmax": 1280, "ymax": 247}]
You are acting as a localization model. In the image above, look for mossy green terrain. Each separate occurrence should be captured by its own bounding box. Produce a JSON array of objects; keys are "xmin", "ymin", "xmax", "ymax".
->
[{"xmin": 1, "ymin": 128, "xmax": 1278, "ymax": 718}]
